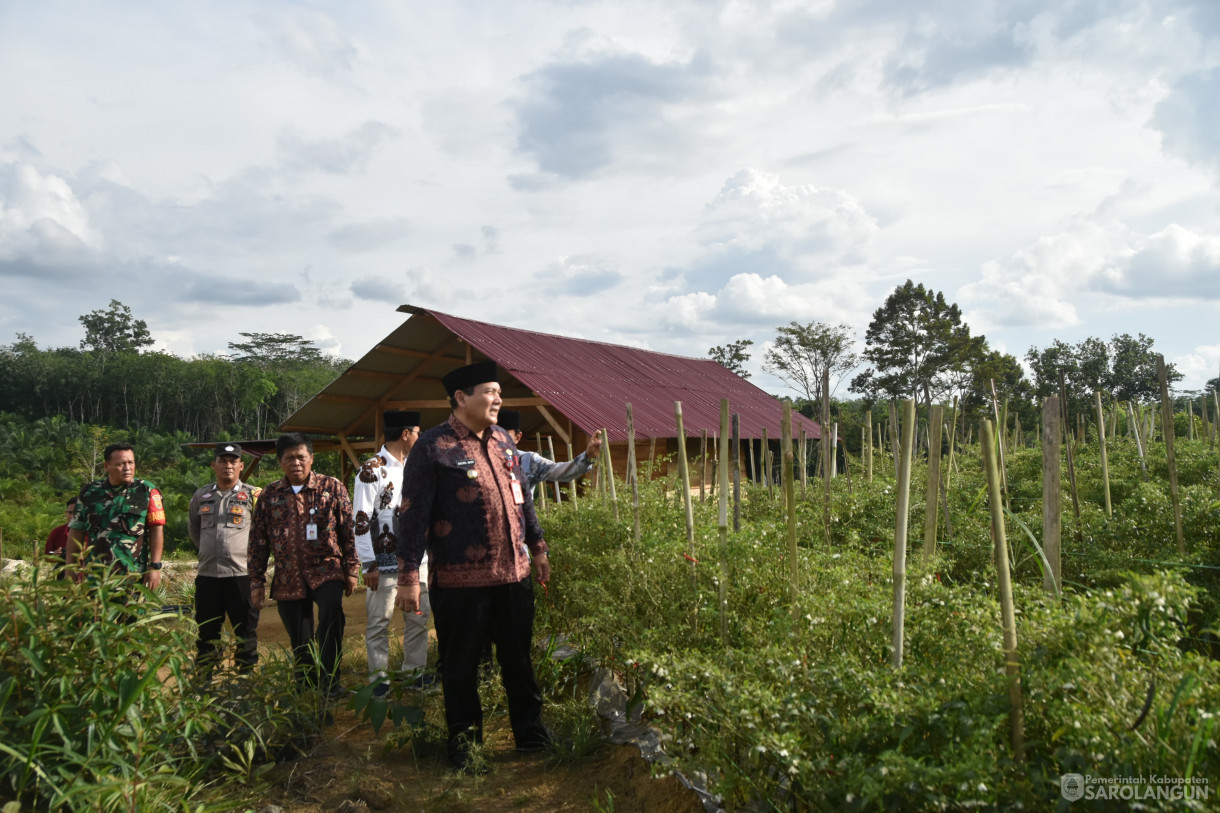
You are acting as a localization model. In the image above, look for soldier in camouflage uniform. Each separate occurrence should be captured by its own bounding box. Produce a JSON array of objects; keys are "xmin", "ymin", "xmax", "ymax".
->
[{"xmin": 67, "ymin": 442, "xmax": 166, "ymax": 591}]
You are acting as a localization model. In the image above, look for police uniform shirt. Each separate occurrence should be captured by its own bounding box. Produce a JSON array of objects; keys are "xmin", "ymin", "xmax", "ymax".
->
[{"xmin": 189, "ymin": 481, "xmax": 260, "ymax": 578}]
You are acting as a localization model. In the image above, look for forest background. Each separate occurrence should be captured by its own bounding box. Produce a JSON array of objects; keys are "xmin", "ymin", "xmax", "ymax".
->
[{"xmin": 1, "ymin": 290, "xmax": 1214, "ymax": 560}]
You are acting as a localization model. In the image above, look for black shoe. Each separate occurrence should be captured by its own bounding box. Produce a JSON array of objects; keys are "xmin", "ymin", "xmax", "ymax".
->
[
  {"xmin": 515, "ymin": 733, "xmax": 570, "ymax": 753},
  {"xmin": 409, "ymin": 673, "xmax": 439, "ymax": 691},
  {"xmin": 325, "ymin": 685, "xmax": 348, "ymax": 702},
  {"xmin": 371, "ymin": 682, "xmax": 390, "ymax": 698}
]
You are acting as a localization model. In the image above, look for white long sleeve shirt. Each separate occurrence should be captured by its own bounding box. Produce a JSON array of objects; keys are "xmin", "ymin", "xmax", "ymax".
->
[{"xmin": 353, "ymin": 445, "xmax": 427, "ymax": 583}]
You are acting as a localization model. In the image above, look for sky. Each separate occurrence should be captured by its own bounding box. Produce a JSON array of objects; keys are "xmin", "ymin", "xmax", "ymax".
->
[{"xmin": 2, "ymin": 0, "xmax": 1219, "ymax": 398}]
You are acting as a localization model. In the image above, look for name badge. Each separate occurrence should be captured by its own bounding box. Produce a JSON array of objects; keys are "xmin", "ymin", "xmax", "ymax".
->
[
  {"xmin": 306, "ymin": 523, "xmax": 319, "ymax": 541},
  {"xmin": 510, "ymin": 479, "xmax": 525, "ymax": 505}
]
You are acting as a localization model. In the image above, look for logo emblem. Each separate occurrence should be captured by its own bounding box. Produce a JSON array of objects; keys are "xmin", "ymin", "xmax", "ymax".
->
[{"xmin": 1061, "ymin": 774, "xmax": 1084, "ymax": 802}]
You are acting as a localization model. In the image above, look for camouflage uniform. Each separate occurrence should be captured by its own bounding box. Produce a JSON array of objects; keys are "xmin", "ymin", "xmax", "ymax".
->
[{"xmin": 69, "ymin": 479, "xmax": 166, "ymax": 575}]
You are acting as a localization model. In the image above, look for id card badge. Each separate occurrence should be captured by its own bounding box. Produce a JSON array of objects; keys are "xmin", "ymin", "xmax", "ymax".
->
[
  {"xmin": 510, "ymin": 479, "xmax": 525, "ymax": 505},
  {"xmin": 306, "ymin": 523, "xmax": 319, "ymax": 541}
]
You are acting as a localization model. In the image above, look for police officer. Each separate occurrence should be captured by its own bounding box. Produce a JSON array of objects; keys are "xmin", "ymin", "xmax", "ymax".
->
[{"xmin": 188, "ymin": 443, "xmax": 262, "ymax": 679}]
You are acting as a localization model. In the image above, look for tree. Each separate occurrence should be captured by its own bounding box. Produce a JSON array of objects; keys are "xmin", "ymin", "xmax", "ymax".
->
[
  {"xmin": 1025, "ymin": 333, "xmax": 1180, "ymax": 409},
  {"xmin": 762, "ymin": 322, "xmax": 860, "ymax": 405},
  {"xmin": 227, "ymin": 332, "xmax": 328, "ymax": 368},
  {"xmin": 79, "ymin": 300, "xmax": 153, "ymax": 355},
  {"xmin": 708, "ymin": 339, "xmax": 754, "ymax": 378},
  {"xmin": 851, "ymin": 280, "xmax": 983, "ymax": 409},
  {"xmin": 1108, "ymin": 333, "xmax": 1179, "ymax": 402}
]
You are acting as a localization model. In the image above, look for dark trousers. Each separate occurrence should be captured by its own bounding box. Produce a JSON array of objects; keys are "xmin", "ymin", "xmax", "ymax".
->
[
  {"xmin": 431, "ymin": 575, "xmax": 549, "ymax": 760},
  {"xmin": 276, "ymin": 579, "xmax": 346, "ymax": 693},
  {"xmin": 195, "ymin": 575, "xmax": 259, "ymax": 673}
]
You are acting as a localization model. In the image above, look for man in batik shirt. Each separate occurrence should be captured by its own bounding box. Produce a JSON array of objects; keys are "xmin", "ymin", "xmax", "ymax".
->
[
  {"xmin": 354, "ymin": 409, "xmax": 431, "ymax": 696},
  {"xmin": 249, "ymin": 433, "xmax": 358, "ymax": 699},
  {"xmin": 395, "ymin": 360, "xmax": 555, "ymax": 770},
  {"xmin": 66, "ymin": 442, "xmax": 166, "ymax": 591}
]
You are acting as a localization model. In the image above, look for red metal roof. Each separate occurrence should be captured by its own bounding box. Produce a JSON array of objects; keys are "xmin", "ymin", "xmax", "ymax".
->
[{"xmin": 425, "ymin": 308, "xmax": 823, "ymax": 443}]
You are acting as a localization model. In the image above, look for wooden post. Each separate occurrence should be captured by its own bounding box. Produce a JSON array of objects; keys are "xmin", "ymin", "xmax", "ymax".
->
[
  {"xmin": 648, "ymin": 436, "xmax": 656, "ymax": 473},
  {"xmin": 746, "ymin": 435, "xmax": 756, "ymax": 484},
  {"xmin": 1042, "ymin": 397, "xmax": 1062, "ymax": 597},
  {"xmin": 982, "ymin": 418, "xmax": 1025, "ymax": 763},
  {"xmin": 626, "ymin": 405, "xmax": 641, "ymax": 544},
  {"xmin": 1158, "ymin": 356, "xmax": 1185, "ymax": 554},
  {"xmin": 782, "ymin": 403, "xmax": 798, "ymax": 619},
  {"xmin": 822, "ymin": 369, "xmax": 833, "ymax": 544},
  {"xmin": 675, "ymin": 402, "xmax": 696, "ymax": 583},
  {"xmin": 719, "ymin": 400, "xmax": 731, "ymax": 643},
  {"xmin": 922, "ymin": 405, "xmax": 943, "ymax": 563},
  {"xmin": 1094, "ymin": 392, "xmax": 1112, "ymax": 517},
  {"xmin": 1188, "ymin": 400, "xmax": 1195, "ymax": 441},
  {"xmin": 603, "ymin": 428, "xmax": 619, "ymax": 521},
  {"xmin": 892, "ymin": 399, "xmax": 916, "ymax": 669}
]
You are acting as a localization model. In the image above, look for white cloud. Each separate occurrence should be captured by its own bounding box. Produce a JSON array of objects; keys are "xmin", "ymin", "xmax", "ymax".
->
[{"xmin": 961, "ymin": 219, "xmax": 1220, "ymax": 330}]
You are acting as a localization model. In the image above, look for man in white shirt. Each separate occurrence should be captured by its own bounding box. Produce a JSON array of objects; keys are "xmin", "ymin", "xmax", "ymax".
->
[{"xmin": 353, "ymin": 410, "xmax": 428, "ymax": 695}]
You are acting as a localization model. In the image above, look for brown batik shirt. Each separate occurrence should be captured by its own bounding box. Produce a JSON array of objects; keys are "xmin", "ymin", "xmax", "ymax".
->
[
  {"xmin": 248, "ymin": 471, "xmax": 358, "ymax": 600},
  {"xmin": 396, "ymin": 414, "xmax": 546, "ymax": 589}
]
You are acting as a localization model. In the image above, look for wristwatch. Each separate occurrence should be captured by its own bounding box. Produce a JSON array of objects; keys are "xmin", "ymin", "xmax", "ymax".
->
[{"xmin": 148, "ymin": 561, "xmax": 163, "ymax": 570}]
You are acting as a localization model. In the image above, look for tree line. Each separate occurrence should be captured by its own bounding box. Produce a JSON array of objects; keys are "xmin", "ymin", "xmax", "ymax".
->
[
  {"xmin": 710, "ymin": 279, "xmax": 1213, "ymax": 436},
  {"xmin": 0, "ymin": 300, "xmax": 348, "ymax": 440}
]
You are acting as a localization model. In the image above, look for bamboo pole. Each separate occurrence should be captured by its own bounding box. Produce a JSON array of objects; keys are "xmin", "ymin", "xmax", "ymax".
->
[
  {"xmin": 1188, "ymin": 400, "xmax": 1195, "ymax": 441},
  {"xmin": 989, "ymin": 379, "xmax": 1010, "ymax": 510},
  {"xmin": 747, "ymin": 435, "xmax": 756, "ymax": 484},
  {"xmin": 865, "ymin": 408, "xmax": 874, "ymax": 482},
  {"xmin": 626, "ymin": 405, "xmax": 641, "ymax": 544},
  {"xmin": 1042, "ymin": 397, "xmax": 1062, "ymax": 597},
  {"xmin": 1094, "ymin": 392, "xmax": 1112, "ymax": 516},
  {"xmin": 762, "ymin": 427, "xmax": 773, "ymax": 499},
  {"xmin": 982, "ymin": 418, "xmax": 1025, "ymax": 763},
  {"xmin": 891, "ymin": 399, "xmax": 916, "ymax": 669},
  {"xmin": 922, "ymin": 404, "xmax": 943, "ymax": 563},
  {"xmin": 700, "ymin": 429, "xmax": 708, "ymax": 503},
  {"xmin": 889, "ymin": 401, "xmax": 900, "ymax": 478},
  {"xmin": 943, "ymin": 395, "xmax": 959, "ymax": 537},
  {"xmin": 1128, "ymin": 401, "xmax": 1148, "ymax": 482},
  {"xmin": 799, "ymin": 426, "xmax": 808, "ymax": 498},
  {"xmin": 557, "ymin": 437, "xmax": 578, "ymax": 512},
  {"xmin": 648, "ymin": 436, "xmax": 656, "ymax": 472},
  {"xmin": 1058, "ymin": 371, "xmax": 1081, "ymax": 537},
  {"xmin": 732, "ymin": 414, "xmax": 741, "ymax": 532},
  {"xmin": 603, "ymin": 428, "xmax": 619, "ymax": 521},
  {"xmin": 1157, "ymin": 356, "xmax": 1185, "ymax": 554},
  {"xmin": 534, "ymin": 431, "xmax": 548, "ymax": 511},
  {"xmin": 675, "ymin": 402, "xmax": 696, "ymax": 581},
  {"xmin": 782, "ymin": 403, "xmax": 798, "ymax": 619},
  {"xmin": 830, "ymin": 422, "xmax": 839, "ymax": 478},
  {"xmin": 718, "ymin": 400, "xmax": 730, "ymax": 644},
  {"xmin": 822, "ymin": 369, "xmax": 832, "ymax": 545},
  {"xmin": 1214, "ymin": 391, "xmax": 1220, "ymax": 498}
]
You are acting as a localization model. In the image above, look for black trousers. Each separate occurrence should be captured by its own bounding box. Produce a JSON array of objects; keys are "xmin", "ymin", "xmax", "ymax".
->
[
  {"xmin": 195, "ymin": 575, "xmax": 259, "ymax": 673},
  {"xmin": 431, "ymin": 575, "xmax": 549, "ymax": 760},
  {"xmin": 276, "ymin": 579, "xmax": 346, "ymax": 692}
]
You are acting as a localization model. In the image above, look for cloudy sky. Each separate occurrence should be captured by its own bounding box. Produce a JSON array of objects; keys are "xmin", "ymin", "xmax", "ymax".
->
[{"xmin": 3, "ymin": 0, "xmax": 1219, "ymax": 395}]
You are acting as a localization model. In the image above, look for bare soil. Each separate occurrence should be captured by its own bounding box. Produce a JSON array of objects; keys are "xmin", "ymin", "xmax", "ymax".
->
[{"xmin": 244, "ymin": 590, "xmax": 705, "ymax": 813}]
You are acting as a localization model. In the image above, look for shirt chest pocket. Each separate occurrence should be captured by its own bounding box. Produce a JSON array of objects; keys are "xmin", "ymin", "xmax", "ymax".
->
[
  {"xmin": 226, "ymin": 504, "xmax": 247, "ymax": 527},
  {"xmin": 199, "ymin": 501, "xmax": 218, "ymax": 528}
]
